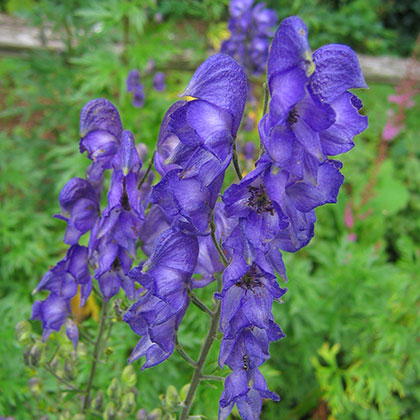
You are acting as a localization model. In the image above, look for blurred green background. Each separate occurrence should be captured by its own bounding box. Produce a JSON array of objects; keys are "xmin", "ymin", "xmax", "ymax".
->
[{"xmin": 1, "ymin": 0, "xmax": 420, "ymax": 419}]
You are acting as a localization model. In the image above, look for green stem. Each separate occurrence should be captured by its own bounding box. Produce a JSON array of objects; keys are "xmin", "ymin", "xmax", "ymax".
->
[
  {"xmin": 44, "ymin": 363, "xmax": 80, "ymax": 392},
  {"xmin": 83, "ymin": 299, "xmax": 109, "ymax": 411},
  {"xmin": 232, "ymin": 140, "xmax": 243, "ymax": 180},
  {"xmin": 179, "ymin": 300, "xmax": 222, "ymax": 420},
  {"xmin": 188, "ymin": 289, "xmax": 214, "ymax": 316},
  {"xmin": 210, "ymin": 214, "xmax": 229, "ymax": 267},
  {"xmin": 262, "ymin": 82, "xmax": 269, "ymax": 117},
  {"xmin": 259, "ymin": 82, "xmax": 270, "ymax": 157},
  {"xmin": 176, "ymin": 336, "xmax": 198, "ymax": 368},
  {"xmin": 138, "ymin": 150, "xmax": 156, "ymax": 190}
]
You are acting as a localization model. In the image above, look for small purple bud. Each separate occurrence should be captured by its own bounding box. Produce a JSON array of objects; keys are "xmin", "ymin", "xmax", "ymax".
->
[
  {"xmin": 126, "ymin": 70, "xmax": 141, "ymax": 93},
  {"xmin": 65, "ymin": 319, "xmax": 79, "ymax": 350},
  {"xmin": 132, "ymin": 84, "xmax": 145, "ymax": 108},
  {"xmin": 153, "ymin": 72, "xmax": 166, "ymax": 91}
]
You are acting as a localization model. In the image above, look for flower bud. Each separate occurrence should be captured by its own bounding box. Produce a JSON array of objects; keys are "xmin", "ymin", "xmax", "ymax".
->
[
  {"xmin": 103, "ymin": 401, "xmax": 117, "ymax": 420},
  {"xmin": 77, "ymin": 342, "xmax": 89, "ymax": 359},
  {"xmin": 28, "ymin": 377, "xmax": 42, "ymax": 395},
  {"xmin": 23, "ymin": 344, "xmax": 32, "ymax": 366},
  {"xmin": 179, "ymin": 384, "xmax": 190, "ymax": 402},
  {"xmin": 92, "ymin": 390, "xmax": 104, "ymax": 412},
  {"xmin": 107, "ymin": 378, "xmax": 121, "ymax": 401},
  {"xmin": 136, "ymin": 409, "xmax": 147, "ymax": 420},
  {"xmin": 15, "ymin": 320, "xmax": 31, "ymax": 344},
  {"xmin": 104, "ymin": 346, "xmax": 114, "ymax": 357},
  {"xmin": 29, "ymin": 340, "xmax": 44, "ymax": 367},
  {"xmin": 164, "ymin": 385, "xmax": 180, "ymax": 413},
  {"xmin": 121, "ymin": 392, "xmax": 136, "ymax": 414},
  {"xmin": 121, "ymin": 365, "xmax": 137, "ymax": 387},
  {"xmin": 147, "ymin": 408, "xmax": 162, "ymax": 420}
]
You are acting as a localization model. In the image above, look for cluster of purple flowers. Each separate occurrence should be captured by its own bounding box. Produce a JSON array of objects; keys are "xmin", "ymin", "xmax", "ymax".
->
[
  {"xmin": 221, "ymin": 0, "xmax": 277, "ymax": 76},
  {"xmin": 32, "ymin": 14, "xmax": 367, "ymax": 420},
  {"xmin": 32, "ymin": 98, "xmax": 153, "ymax": 347},
  {"xmin": 126, "ymin": 68, "xmax": 166, "ymax": 108}
]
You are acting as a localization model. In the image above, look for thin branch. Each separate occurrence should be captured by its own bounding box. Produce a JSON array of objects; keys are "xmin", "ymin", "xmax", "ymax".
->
[
  {"xmin": 200, "ymin": 375, "xmax": 224, "ymax": 381},
  {"xmin": 138, "ymin": 150, "xmax": 156, "ymax": 190},
  {"xmin": 83, "ymin": 299, "xmax": 109, "ymax": 411},
  {"xmin": 210, "ymin": 213, "xmax": 229, "ymax": 267},
  {"xmin": 188, "ymin": 289, "xmax": 214, "ymax": 316},
  {"xmin": 44, "ymin": 363, "xmax": 80, "ymax": 392},
  {"xmin": 262, "ymin": 82, "xmax": 269, "ymax": 117},
  {"xmin": 176, "ymin": 337, "xmax": 198, "ymax": 368},
  {"xmin": 232, "ymin": 140, "xmax": 243, "ymax": 180},
  {"xmin": 179, "ymin": 301, "xmax": 222, "ymax": 420}
]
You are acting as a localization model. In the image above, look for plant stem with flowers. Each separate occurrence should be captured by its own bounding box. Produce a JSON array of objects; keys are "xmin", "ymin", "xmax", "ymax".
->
[{"xmin": 30, "ymin": 12, "xmax": 368, "ymax": 420}]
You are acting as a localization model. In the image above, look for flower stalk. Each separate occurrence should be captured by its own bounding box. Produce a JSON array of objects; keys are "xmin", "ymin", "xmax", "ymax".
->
[{"xmin": 83, "ymin": 299, "xmax": 109, "ymax": 412}]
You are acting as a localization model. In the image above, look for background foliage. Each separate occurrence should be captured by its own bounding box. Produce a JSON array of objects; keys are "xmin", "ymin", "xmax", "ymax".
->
[{"xmin": 1, "ymin": 0, "xmax": 419, "ymax": 419}]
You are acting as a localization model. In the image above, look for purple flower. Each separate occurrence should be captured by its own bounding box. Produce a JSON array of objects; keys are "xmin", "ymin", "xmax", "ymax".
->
[
  {"xmin": 259, "ymin": 16, "xmax": 368, "ymax": 179},
  {"xmin": 55, "ymin": 177, "xmax": 99, "ymax": 245},
  {"xmin": 126, "ymin": 70, "xmax": 141, "ymax": 92},
  {"xmin": 219, "ymin": 367, "xmax": 280, "ymax": 420},
  {"xmin": 132, "ymin": 84, "xmax": 145, "ymax": 108},
  {"xmin": 152, "ymin": 54, "xmax": 247, "ymax": 233},
  {"xmin": 216, "ymin": 226, "xmax": 286, "ymax": 419},
  {"xmin": 252, "ymin": 3, "xmax": 277, "ymax": 36},
  {"xmin": 153, "ymin": 72, "xmax": 166, "ymax": 91},
  {"xmin": 87, "ymin": 131, "xmax": 145, "ymax": 301},
  {"xmin": 222, "ymin": 0, "xmax": 277, "ymax": 76},
  {"xmin": 123, "ymin": 229, "xmax": 199, "ymax": 368},
  {"xmin": 79, "ymin": 99, "xmax": 123, "ymax": 180},
  {"xmin": 32, "ymin": 245, "xmax": 90, "ymax": 342},
  {"xmin": 126, "ymin": 69, "xmax": 146, "ymax": 108}
]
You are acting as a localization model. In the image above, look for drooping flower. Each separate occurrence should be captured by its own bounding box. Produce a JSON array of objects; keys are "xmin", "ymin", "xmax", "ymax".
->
[
  {"xmin": 31, "ymin": 245, "xmax": 91, "ymax": 344},
  {"xmin": 216, "ymin": 226, "xmax": 286, "ymax": 419},
  {"xmin": 54, "ymin": 177, "xmax": 100, "ymax": 245},
  {"xmin": 88, "ymin": 131, "xmax": 145, "ymax": 301},
  {"xmin": 123, "ymin": 229, "xmax": 199, "ymax": 368},
  {"xmin": 259, "ymin": 16, "xmax": 368, "ymax": 180},
  {"xmin": 79, "ymin": 98, "xmax": 123, "ymax": 182},
  {"xmin": 152, "ymin": 54, "xmax": 247, "ymax": 233}
]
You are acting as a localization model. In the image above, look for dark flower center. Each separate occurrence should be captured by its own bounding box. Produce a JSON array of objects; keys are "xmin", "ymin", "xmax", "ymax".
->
[
  {"xmin": 247, "ymin": 185, "xmax": 274, "ymax": 215},
  {"xmin": 112, "ymin": 257, "xmax": 121, "ymax": 270},
  {"xmin": 121, "ymin": 178, "xmax": 131, "ymax": 211},
  {"xmin": 235, "ymin": 264, "xmax": 263, "ymax": 291},
  {"xmin": 287, "ymin": 107, "xmax": 299, "ymax": 126}
]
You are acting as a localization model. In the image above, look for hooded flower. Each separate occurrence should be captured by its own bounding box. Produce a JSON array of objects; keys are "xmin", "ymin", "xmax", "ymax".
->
[
  {"xmin": 88, "ymin": 130, "xmax": 145, "ymax": 301},
  {"xmin": 31, "ymin": 245, "xmax": 90, "ymax": 345},
  {"xmin": 55, "ymin": 177, "xmax": 100, "ymax": 245},
  {"xmin": 223, "ymin": 153, "xmax": 344, "ymax": 252},
  {"xmin": 259, "ymin": 16, "xmax": 367, "ymax": 180},
  {"xmin": 152, "ymin": 54, "xmax": 247, "ymax": 233},
  {"xmin": 79, "ymin": 99, "xmax": 123, "ymax": 181},
  {"xmin": 216, "ymin": 226, "xmax": 286, "ymax": 420},
  {"xmin": 123, "ymin": 229, "xmax": 199, "ymax": 368}
]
